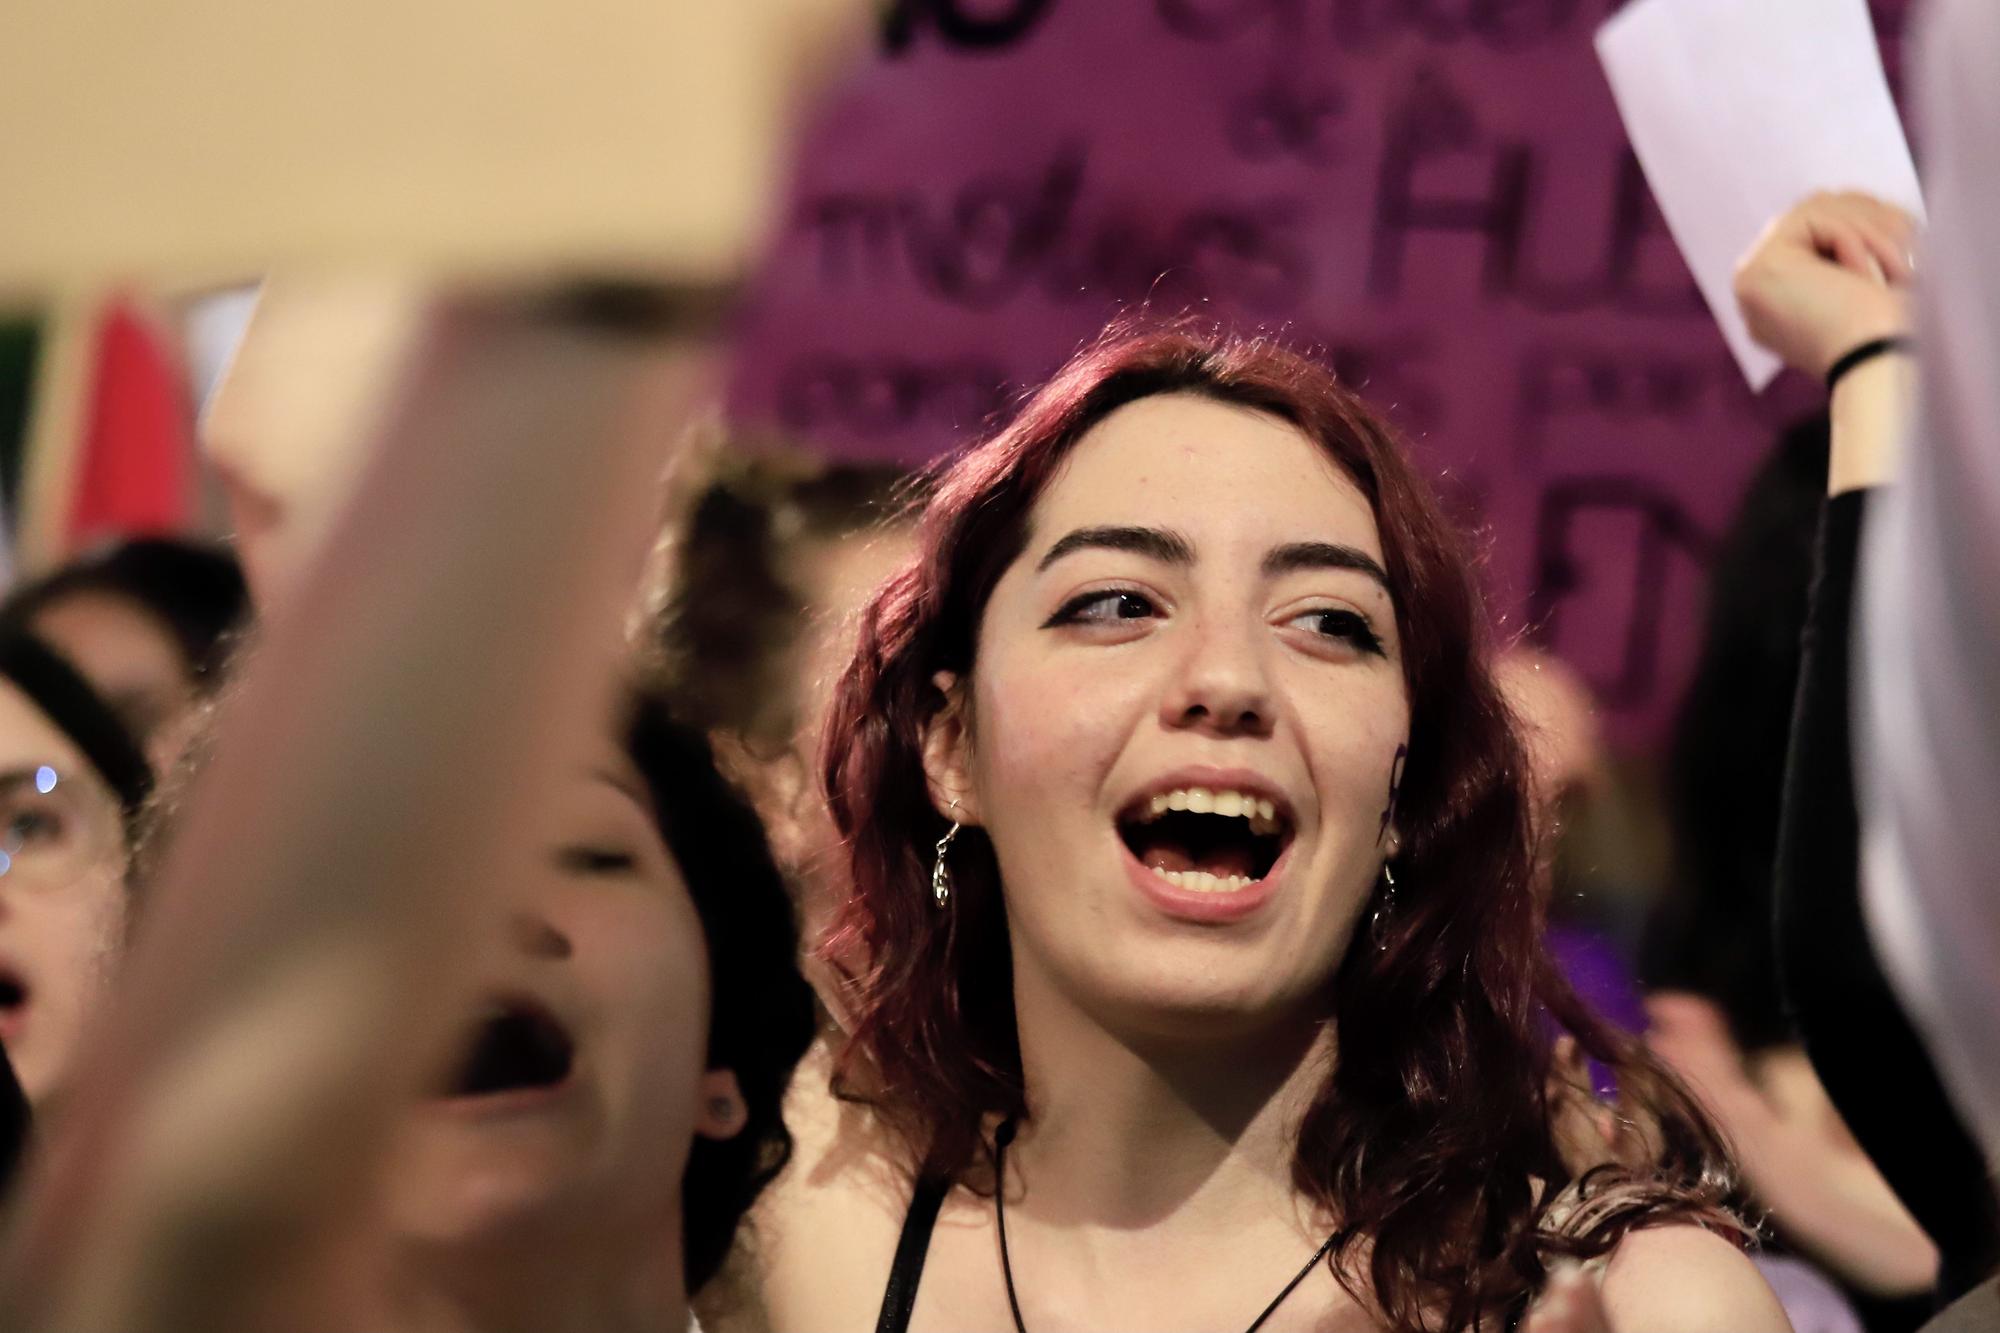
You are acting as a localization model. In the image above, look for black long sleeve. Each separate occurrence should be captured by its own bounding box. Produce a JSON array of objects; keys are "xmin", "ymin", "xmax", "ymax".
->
[{"xmin": 1773, "ymin": 489, "xmax": 1999, "ymax": 1302}]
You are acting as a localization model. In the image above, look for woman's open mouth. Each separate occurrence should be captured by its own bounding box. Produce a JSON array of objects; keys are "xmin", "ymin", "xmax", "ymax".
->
[
  {"xmin": 0, "ymin": 969, "xmax": 30, "ymax": 1043},
  {"xmin": 1116, "ymin": 780, "xmax": 1296, "ymax": 919},
  {"xmin": 437, "ymin": 997, "xmax": 576, "ymax": 1105}
]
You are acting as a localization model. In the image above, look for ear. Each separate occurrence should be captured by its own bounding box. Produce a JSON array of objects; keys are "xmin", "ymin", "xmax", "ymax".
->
[
  {"xmin": 920, "ymin": 670, "xmax": 982, "ymax": 825},
  {"xmin": 695, "ymin": 1069, "xmax": 749, "ymax": 1142},
  {"xmin": 1384, "ymin": 826, "xmax": 1403, "ymax": 858}
]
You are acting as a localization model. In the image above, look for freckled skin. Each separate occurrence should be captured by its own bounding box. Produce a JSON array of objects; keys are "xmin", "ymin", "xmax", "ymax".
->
[{"xmin": 942, "ymin": 394, "xmax": 1412, "ymax": 1041}]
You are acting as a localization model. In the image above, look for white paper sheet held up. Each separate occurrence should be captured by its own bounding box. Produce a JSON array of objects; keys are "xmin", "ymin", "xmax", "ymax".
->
[{"xmin": 1596, "ymin": 0, "xmax": 1923, "ymax": 389}]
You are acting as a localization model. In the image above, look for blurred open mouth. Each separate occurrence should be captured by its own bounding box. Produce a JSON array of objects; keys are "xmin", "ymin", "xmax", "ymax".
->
[
  {"xmin": 1116, "ymin": 779, "xmax": 1296, "ymax": 916},
  {"xmin": 0, "ymin": 969, "xmax": 29, "ymax": 1042},
  {"xmin": 438, "ymin": 997, "xmax": 575, "ymax": 1105}
]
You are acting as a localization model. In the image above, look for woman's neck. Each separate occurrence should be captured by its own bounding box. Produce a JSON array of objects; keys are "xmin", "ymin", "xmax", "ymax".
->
[{"xmin": 1006, "ymin": 965, "xmax": 1335, "ymax": 1239}]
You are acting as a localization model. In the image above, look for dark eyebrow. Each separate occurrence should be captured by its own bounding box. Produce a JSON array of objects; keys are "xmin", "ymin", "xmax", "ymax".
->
[
  {"xmin": 1036, "ymin": 525, "xmax": 1195, "ymax": 573},
  {"xmin": 1261, "ymin": 541, "xmax": 1393, "ymax": 591}
]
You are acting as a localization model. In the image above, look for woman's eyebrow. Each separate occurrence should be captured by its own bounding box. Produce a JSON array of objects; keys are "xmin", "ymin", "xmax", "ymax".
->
[
  {"xmin": 1261, "ymin": 541, "xmax": 1391, "ymax": 591},
  {"xmin": 1036, "ymin": 525, "xmax": 1194, "ymax": 573}
]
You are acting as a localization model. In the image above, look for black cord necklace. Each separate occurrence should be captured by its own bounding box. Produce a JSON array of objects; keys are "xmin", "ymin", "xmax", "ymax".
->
[{"xmin": 991, "ymin": 1118, "xmax": 1340, "ymax": 1333}]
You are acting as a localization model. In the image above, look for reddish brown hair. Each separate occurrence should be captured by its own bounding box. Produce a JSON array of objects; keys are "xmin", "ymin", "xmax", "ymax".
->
[{"xmin": 822, "ymin": 324, "xmax": 1741, "ymax": 1330}]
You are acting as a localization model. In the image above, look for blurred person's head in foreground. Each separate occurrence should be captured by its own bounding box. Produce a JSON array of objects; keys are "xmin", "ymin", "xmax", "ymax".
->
[
  {"xmin": 0, "ymin": 630, "xmax": 149, "ymax": 1112},
  {"xmin": 654, "ymin": 444, "xmax": 917, "ymax": 1004},
  {"xmin": 376, "ymin": 683, "xmax": 816, "ymax": 1303},
  {"xmin": 0, "ymin": 537, "xmax": 248, "ymax": 768},
  {"xmin": 127, "ymin": 670, "xmax": 814, "ymax": 1307}
]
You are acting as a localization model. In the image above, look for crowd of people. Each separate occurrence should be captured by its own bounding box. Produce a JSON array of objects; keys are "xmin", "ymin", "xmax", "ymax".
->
[{"xmin": 0, "ymin": 3, "xmax": 1993, "ymax": 1330}]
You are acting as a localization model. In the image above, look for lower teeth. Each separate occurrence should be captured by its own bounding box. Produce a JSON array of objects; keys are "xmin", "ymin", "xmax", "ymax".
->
[{"xmin": 1153, "ymin": 868, "xmax": 1253, "ymax": 893}]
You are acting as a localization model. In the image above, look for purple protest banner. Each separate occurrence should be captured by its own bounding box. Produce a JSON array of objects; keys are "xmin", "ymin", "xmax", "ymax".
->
[{"xmin": 727, "ymin": 0, "xmax": 1910, "ymax": 746}]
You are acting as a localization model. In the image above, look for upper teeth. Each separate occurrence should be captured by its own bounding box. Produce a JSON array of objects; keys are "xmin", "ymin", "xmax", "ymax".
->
[
  {"xmin": 1144, "ymin": 787, "xmax": 1281, "ymax": 834},
  {"xmin": 1157, "ymin": 869, "xmax": 1255, "ymax": 893}
]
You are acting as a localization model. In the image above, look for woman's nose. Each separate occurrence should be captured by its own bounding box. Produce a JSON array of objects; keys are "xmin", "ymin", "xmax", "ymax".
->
[
  {"xmin": 507, "ymin": 910, "xmax": 572, "ymax": 961},
  {"xmin": 1160, "ymin": 618, "xmax": 1275, "ymax": 739}
]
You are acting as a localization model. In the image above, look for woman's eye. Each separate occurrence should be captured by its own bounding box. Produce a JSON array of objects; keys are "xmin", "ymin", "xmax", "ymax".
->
[
  {"xmin": 1285, "ymin": 608, "xmax": 1386, "ymax": 656},
  {"xmin": 2, "ymin": 808, "xmax": 64, "ymax": 849},
  {"xmin": 1044, "ymin": 589, "xmax": 1159, "ymax": 628},
  {"xmin": 556, "ymin": 846, "xmax": 639, "ymax": 876}
]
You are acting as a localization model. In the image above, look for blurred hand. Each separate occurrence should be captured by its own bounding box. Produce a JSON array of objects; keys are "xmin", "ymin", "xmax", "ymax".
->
[
  {"xmin": 1733, "ymin": 191, "xmax": 1917, "ymax": 379},
  {"xmin": 1648, "ymin": 994, "xmax": 1940, "ymax": 1296},
  {"xmin": 1645, "ymin": 992, "xmax": 1766, "ymax": 1121}
]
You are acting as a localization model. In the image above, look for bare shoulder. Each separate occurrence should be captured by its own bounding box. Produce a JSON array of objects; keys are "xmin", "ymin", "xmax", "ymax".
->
[
  {"xmin": 699, "ymin": 1037, "xmax": 916, "ymax": 1333},
  {"xmin": 1598, "ymin": 1225, "xmax": 1792, "ymax": 1333}
]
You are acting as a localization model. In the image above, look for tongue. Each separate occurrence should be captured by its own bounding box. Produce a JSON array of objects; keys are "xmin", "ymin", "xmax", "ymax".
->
[{"xmin": 1140, "ymin": 838, "xmax": 1256, "ymax": 881}]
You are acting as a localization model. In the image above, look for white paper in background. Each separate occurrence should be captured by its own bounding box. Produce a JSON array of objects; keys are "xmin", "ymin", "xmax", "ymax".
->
[
  {"xmin": 183, "ymin": 283, "xmax": 262, "ymax": 417},
  {"xmin": 1596, "ymin": 0, "xmax": 1924, "ymax": 389}
]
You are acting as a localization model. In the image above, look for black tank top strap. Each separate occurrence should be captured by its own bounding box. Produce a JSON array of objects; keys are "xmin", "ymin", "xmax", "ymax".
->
[{"xmin": 875, "ymin": 1174, "xmax": 951, "ymax": 1333}]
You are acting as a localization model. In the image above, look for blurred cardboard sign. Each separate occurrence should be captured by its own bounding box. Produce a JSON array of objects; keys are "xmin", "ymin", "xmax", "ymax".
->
[{"xmin": 0, "ymin": 0, "xmax": 859, "ymax": 304}]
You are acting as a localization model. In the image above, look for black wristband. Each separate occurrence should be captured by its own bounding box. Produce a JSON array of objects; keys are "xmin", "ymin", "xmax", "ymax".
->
[{"xmin": 1826, "ymin": 335, "xmax": 1914, "ymax": 393}]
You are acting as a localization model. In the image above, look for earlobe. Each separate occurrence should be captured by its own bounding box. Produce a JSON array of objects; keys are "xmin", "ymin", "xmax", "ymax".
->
[
  {"xmin": 695, "ymin": 1069, "xmax": 749, "ymax": 1141},
  {"xmin": 920, "ymin": 670, "xmax": 981, "ymax": 825}
]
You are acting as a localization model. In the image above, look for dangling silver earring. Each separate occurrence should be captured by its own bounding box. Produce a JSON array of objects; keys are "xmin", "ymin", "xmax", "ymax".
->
[
  {"xmin": 932, "ymin": 799, "xmax": 963, "ymax": 908},
  {"xmin": 1371, "ymin": 861, "xmax": 1398, "ymax": 952}
]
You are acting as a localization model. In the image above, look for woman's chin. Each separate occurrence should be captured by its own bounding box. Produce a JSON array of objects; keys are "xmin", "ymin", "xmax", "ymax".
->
[{"xmin": 1077, "ymin": 964, "xmax": 1332, "ymax": 1044}]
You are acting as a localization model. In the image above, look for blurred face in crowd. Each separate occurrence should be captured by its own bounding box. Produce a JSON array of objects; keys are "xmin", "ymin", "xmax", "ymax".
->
[
  {"xmin": 379, "ymin": 718, "xmax": 741, "ymax": 1262},
  {"xmin": 205, "ymin": 275, "xmax": 740, "ymax": 1256},
  {"xmin": 1493, "ymin": 645, "xmax": 1604, "ymax": 831},
  {"xmin": 0, "ymin": 681, "xmax": 128, "ymax": 1109},
  {"xmin": 750, "ymin": 522, "xmax": 913, "ymax": 959}
]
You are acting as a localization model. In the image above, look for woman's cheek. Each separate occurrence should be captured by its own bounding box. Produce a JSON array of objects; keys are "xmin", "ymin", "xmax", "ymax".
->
[
  {"xmin": 559, "ymin": 892, "xmax": 709, "ymax": 1029},
  {"xmin": 1300, "ymin": 690, "xmax": 1411, "ymax": 832},
  {"xmin": 974, "ymin": 652, "xmax": 1146, "ymax": 792}
]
